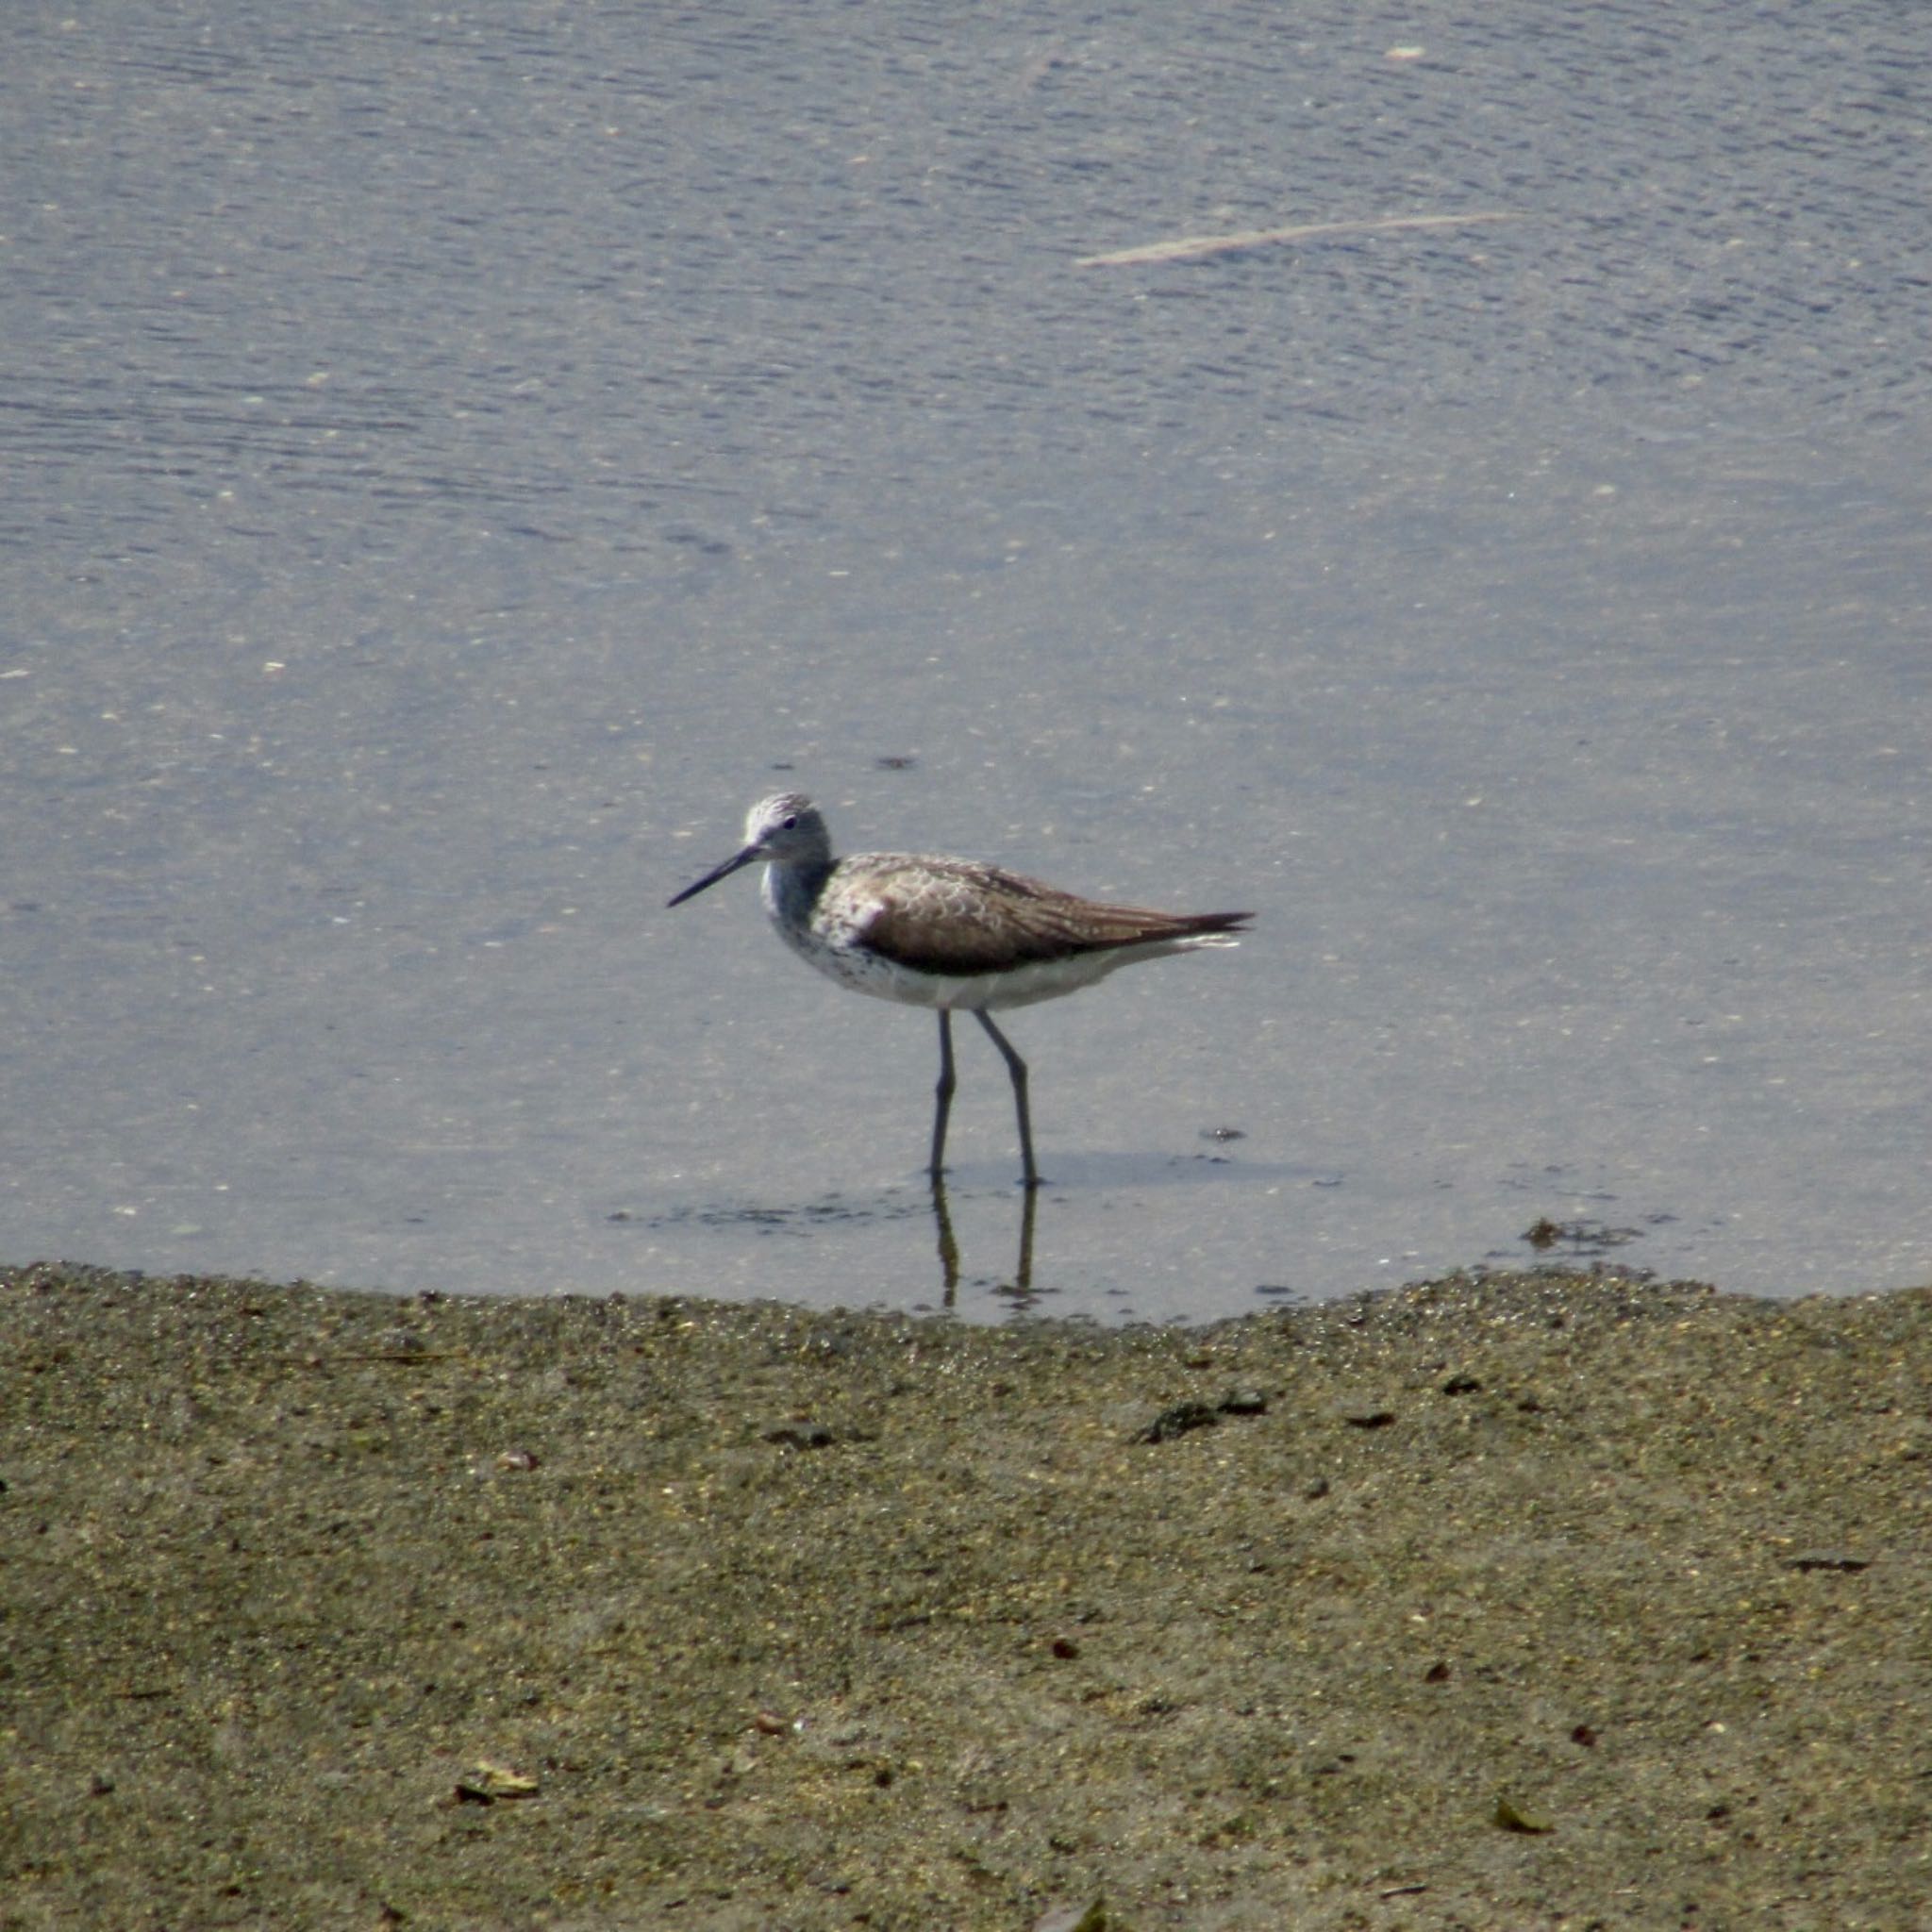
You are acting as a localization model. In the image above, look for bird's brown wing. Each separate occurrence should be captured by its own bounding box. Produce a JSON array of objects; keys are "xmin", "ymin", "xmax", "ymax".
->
[{"xmin": 843, "ymin": 857, "xmax": 1249, "ymax": 976}]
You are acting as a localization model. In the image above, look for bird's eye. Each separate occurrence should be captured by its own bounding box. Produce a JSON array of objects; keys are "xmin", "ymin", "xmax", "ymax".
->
[{"xmin": 781, "ymin": 814, "xmax": 798, "ymax": 829}]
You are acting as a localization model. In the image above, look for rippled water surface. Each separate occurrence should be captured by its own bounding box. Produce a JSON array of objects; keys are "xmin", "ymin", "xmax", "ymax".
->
[{"xmin": 6, "ymin": 2, "xmax": 1929, "ymax": 1318}]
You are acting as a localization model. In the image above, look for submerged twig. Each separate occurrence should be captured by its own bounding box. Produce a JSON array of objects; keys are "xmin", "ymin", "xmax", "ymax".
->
[{"xmin": 1076, "ymin": 209, "xmax": 1523, "ymax": 269}]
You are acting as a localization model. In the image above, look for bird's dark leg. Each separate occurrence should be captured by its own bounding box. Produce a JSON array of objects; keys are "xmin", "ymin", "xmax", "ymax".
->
[
  {"xmin": 929, "ymin": 1010, "xmax": 958, "ymax": 1177},
  {"xmin": 974, "ymin": 1009, "xmax": 1039, "ymax": 1189}
]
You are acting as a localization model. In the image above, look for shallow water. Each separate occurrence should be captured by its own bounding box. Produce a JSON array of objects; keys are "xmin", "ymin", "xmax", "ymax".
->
[{"xmin": 6, "ymin": 2, "xmax": 1930, "ymax": 1319}]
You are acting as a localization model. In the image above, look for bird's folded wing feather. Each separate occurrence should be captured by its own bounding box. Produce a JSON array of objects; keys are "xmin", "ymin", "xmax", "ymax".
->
[{"xmin": 840, "ymin": 857, "xmax": 1242, "ymax": 974}]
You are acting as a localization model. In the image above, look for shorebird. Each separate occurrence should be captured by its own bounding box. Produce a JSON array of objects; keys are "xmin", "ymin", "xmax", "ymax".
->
[{"xmin": 667, "ymin": 792, "xmax": 1251, "ymax": 1187}]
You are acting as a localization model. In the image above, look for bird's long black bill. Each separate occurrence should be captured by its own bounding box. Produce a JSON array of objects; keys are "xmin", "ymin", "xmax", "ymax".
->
[{"xmin": 666, "ymin": 843, "xmax": 758, "ymax": 908}]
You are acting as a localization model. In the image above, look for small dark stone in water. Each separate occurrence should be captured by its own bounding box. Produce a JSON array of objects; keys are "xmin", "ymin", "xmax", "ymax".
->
[{"xmin": 1524, "ymin": 1217, "xmax": 1641, "ymax": 1253}]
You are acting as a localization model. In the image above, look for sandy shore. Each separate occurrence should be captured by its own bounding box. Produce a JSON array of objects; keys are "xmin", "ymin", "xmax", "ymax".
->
[{"xmin": 4, "ymin": 1260, "xmax": 1928, "ymax": 1929}]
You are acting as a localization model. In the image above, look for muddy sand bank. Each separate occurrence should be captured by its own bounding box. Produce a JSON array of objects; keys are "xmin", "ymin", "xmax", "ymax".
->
[{"xmin": 5, "ymin": 1261, "xmax": 1928, "ymax": 1929}]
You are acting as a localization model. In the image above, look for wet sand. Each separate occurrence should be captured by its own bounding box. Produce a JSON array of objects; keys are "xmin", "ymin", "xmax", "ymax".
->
[{"xmin": 5, "ymin": 1260, "xmax": 1928, "ymax": 1929}]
